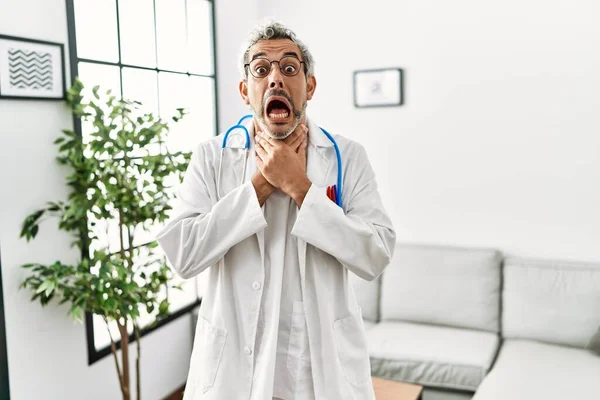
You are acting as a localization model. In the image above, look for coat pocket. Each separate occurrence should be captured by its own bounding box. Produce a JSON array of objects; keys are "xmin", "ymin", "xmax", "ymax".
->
[
  {"xmin": 333, "ymin": 313, "xmax": 371, "ymax": 387},
  {"xmin": 217, "ymin": 148, "xmax": 247, "ymax": 198},
  {"xmin": 286, "ymin": 301, "xmax": 313, "ymax": 381},
  {"xmin": 196, "ymin": 316, "xmax": 228, "ymax": 394}
]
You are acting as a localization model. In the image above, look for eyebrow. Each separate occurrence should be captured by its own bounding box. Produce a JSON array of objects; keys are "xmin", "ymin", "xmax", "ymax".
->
[
  {"xmin": 283, "ymin": 51, "xmax": 301, "ymax": 59},
  {"xmin": 250, "ymin": 52, "xmax": 267, "ymax": 61},
  {"xmin": 249, "ymin": 51, "xmax": 301, "ymax": 61}
]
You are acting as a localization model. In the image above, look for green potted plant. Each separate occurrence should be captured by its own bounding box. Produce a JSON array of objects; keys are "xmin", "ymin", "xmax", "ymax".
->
[{"xmin": 19, "ymin": 77, "xmax": 190, "ymax": 400}]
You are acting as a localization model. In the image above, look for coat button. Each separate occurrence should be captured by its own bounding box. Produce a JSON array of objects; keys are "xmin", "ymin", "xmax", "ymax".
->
[
  {"xmin": 252, "ymin": 281, "xmax": 261, "ymax": 291},
  {"xmin": 244, "ymin": 346, "xmax": 252, "ymax": 355}
]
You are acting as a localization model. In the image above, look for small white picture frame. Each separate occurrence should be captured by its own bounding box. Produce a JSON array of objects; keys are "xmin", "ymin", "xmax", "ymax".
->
[
  {"xmin": 353, "ymin": 68, "xmax": 404, "ymax": 108},
  {"xmin": 0, "ymin": 34, "xmax": 66, "ymax": 100}
]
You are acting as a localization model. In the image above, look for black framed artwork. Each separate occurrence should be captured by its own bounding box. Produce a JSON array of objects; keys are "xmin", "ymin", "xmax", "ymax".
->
[
  {"xmin": 353, "ymin": 67, "xmax": 404, "ymax": 108},
  {"xmin": 0, "ymin": 34, "xmax": 66, "ymax": 101}
]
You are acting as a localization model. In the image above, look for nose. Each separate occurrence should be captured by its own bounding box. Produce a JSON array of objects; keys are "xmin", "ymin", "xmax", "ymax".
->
[{"xmin": 268, "ymin": 62, "xmax": 284, "ymax": 89}]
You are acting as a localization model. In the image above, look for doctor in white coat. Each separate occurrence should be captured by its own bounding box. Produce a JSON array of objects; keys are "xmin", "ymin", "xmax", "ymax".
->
[{"xmin": 156, "ymin": 20, "xmax": 396, "ymax": 400}]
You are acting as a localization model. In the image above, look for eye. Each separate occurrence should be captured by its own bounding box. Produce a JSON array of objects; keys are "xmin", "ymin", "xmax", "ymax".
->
[
  {"xmin": 255, "ymin": 66, "xmax": 268, "ymax": 76},
  {"xmin": 282, "ymin": 64, "xmax": 297, "ymax": 75}
]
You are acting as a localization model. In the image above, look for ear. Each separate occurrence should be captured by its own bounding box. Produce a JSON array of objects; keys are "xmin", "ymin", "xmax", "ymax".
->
[
  {"xmin": 306, "ymin": 75, "xmax": 317, "ymax": 101},
  {"xmin": 239, "ymin": 80, "xmax": 250, "ymax": 105}
]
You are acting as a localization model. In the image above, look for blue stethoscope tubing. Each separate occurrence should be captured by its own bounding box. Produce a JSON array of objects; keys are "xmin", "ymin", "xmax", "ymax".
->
[{"xmin": 220, "ymin": 115, "xmax": 343, "ymax": 208}]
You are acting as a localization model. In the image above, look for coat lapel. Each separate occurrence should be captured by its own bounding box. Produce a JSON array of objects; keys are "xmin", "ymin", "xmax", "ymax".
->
[
  {"xmin": 298, "ymin": 118, "xmax": 336, "ymax": 293},
  {"xmin": 243, "ymin": 123, "xmax": 265, "ymax": 267},
  {"xmin": 222, "ymin": 119, "xmax": 265, "ymax": 266},
  {"xmin": 305, "ymin": 119, "xmax": 336, "ymax": 188},
  {"xmin": 229, "ymin": 117, "xmax": 336, "ymax": 287},
  {"xmin": 298, "ymin": 118, "xmax": 336, "ymax": 399}
]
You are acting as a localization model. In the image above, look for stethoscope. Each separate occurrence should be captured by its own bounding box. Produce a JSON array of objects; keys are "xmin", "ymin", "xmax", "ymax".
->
[{"xmin": 218, "ymin": 115, "xmax": 343, "ymax": 208}]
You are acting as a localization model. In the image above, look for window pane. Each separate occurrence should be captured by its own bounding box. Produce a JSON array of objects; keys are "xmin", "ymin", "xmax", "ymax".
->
[
  {"xmin": 77, "ymin": 62, "xmax": 121, "ymax": 100},
  {"xmin": 187, "ymin": 76, "xmax": 216, "ymax": 145},
  {"xmin": 122, "ymin": 68, "xmax": 161, "ymax": 156},
  {"xmin": 135, "ymin": 246, "xmax": 168, "ymax": 327},
  {"xmin": 77, "ymin": 62, "xmax": 121, "ymax": 141},
  {"xmin": 119, "ymin": 0, "xmax": 157, "ymax": 67},
  {"xmin": 159, "ymin": 73, "xmax": 215, "ymax": 152},
  {"xmin": 122, "ymin": 67, "xmax": 158, "ymax": 115},
  {"xmin": 158, "ymin": 73, "xmax": 189, "ymax": 152},
  {"xmin": 88, "ymin": 216, "xmax": 125, "ymax": 255},
  {"xmin": 93, "ymin": 314, "xmax": 118, "ymax": 350},
  {"xmin": 155, "ymin": 0, "xmax": 187, "ymax": 72},
  {"xmin": 73, "ymin": 0, "xmax": 119, "ymax": 62},
  {"xmin": 187, "ymin": 0, "xmax": 214, "ymax": 75},
  {"xmin": 132, "ymin": 220, "xmax": 160, "ymax": 248},
  {"xmin": 168, "ymin": 276, "xmax": 198, "ymax": 313}
]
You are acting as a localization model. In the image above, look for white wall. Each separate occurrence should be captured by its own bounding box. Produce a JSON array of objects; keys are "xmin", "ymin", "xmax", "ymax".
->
[
  {"xmin": 216, "ymin": 0, "xmax": 600, "ymax": 262},
  {"xmin": 0, "ymin": 0, "xmax": 194, "ymax": 399},
  {"xmin": 215, "ymin": 0, "xmax": 260, "ymax": 129}
]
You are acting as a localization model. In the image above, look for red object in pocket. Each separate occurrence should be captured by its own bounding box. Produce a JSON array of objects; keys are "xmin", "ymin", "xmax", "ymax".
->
[{"xmin": 326, "ymin": 185, "xmax": 337, "ymax": 203}]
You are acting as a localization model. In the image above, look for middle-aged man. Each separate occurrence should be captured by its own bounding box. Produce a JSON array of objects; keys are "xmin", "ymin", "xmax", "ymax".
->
[{"xmin": 157, "ymin": 20, "xmax": 396, "ymax": 400}]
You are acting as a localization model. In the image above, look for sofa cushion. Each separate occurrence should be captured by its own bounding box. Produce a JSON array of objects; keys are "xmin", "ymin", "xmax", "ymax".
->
[
  {"xmin": 472, "ymin": 339, "xmax": 600, "ymax": 400},
  {"xmin": 349, "ymin": 272, "xmax": 381, "ymax": 322},
  {"xmin": 588, "ymin": 326, "xmax": 600, "ymax": 356},
  {"xmin": 502, "ymin": 257, "xmax": 600, "ymax": 348},
  {"xmin": 368, "ymin": 321, "xmax": 500, "ymax": 391},
  {"xmin": 380, "ymin": 243, "xmax": 502, "ymax": 332}
]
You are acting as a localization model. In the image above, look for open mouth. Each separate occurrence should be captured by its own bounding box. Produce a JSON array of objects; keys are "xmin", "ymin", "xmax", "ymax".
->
[{"xmin": 265, "ymin": 96, "xmax": 291, "ymax": 122}]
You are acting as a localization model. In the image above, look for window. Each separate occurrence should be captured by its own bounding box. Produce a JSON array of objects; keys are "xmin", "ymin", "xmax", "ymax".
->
[{"xmin": 65, "ymin": 0, "xmax": 217, "ymax": 364}]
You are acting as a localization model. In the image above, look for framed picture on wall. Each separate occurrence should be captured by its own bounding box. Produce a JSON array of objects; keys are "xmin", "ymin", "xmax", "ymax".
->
[
  {"xmin": 353, "ymin": 67, "xmax": 404, "ymax": 108},
  {"xmin": 0, "ymin": 34, "xmax": 66, "ymax": 100}
]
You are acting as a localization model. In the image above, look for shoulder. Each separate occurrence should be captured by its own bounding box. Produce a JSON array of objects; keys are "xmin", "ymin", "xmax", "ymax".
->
[
  {"xmin": 190, "ymin": 134, "xmax": 223, "ymax": 163},
  {"xmin": 327, "ymin": 133, "xmax": 369, "ymax": 162},
  {"xmin": 311, "ymin": 119, "xmax": 366, "ymax": 157}
]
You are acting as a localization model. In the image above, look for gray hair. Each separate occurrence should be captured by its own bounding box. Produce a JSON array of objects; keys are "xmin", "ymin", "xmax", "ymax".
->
[{"xmin": 240, "ymin": 20, "xmax": 315, "ymax": 80}]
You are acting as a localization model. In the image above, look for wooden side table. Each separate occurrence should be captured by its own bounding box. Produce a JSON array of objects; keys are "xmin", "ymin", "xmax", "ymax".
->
[{"xmin": 372, "ymin": 376, "xmax": 423, "ymax": 400}]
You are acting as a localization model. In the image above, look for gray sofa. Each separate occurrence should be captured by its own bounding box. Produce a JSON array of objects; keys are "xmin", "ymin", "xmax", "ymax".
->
[{"xmin": 350, "ymin": 243, "xmax": 600, "ymax": 400}]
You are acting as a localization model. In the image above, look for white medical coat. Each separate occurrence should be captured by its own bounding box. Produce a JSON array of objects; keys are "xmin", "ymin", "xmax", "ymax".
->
[{"xmin": 156, "ymin": 118, "xmax": 396, "ymax": 400}]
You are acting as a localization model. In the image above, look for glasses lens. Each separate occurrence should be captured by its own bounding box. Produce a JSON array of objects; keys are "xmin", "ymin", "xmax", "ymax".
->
[
  {"xmin": 279, "ymin": 57, "xmax": 301, "ymax": 76},
  {"xmin": 249, "ymin": 59, "xmax": 270, "ymax": 78}
]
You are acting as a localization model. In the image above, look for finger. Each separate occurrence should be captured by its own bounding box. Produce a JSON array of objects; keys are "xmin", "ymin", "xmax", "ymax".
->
[
  {"xmin": 255, "ymin": 142, "xmax": 268, "ymax": 159},
  {"xmin": 283, "ymin": 128, "xmax": 301, "ymax": 146},
  {"xmin": 297, "ymin": 139, "xmax": 308, "ymax": 155},
  {"xmin": 291, "ymin": 136, "xmax": 304, "ymax": 153},
  {"xmin": 255, "ymin": 135, "xmax": 273, "ymax": 153},
  {"xmin": 288, "ymin": 129, "xmax": 307, "ymax": 149},
  {"xmin": 286, "ymin": 132, "xmax": 303, "ymax": 148},
  {"xmin": 256, "ymin": 133, "xmax": 275, "ymax": 149}
]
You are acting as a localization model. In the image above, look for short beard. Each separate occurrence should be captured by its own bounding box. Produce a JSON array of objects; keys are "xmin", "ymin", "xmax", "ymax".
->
[{"xmin": 252, "ymin": 91, "xmax": 306, "ymax": 140}]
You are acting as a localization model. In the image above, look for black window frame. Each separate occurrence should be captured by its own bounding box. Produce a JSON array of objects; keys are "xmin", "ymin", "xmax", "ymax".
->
[{"xmin": 64, "ymin": 0, "xmax": 219, "ymax": 365}]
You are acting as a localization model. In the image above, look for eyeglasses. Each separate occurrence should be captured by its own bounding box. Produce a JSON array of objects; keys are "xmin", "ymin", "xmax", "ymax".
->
[{"xmin": 245, "ymin": 56, "xmax": 305, "ymax": 78}]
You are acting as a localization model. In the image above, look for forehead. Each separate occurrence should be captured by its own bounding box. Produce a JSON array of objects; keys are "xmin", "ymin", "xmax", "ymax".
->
[{"xmin": 248, "ymin": 39, "xmax": 301, "ymax": 59}]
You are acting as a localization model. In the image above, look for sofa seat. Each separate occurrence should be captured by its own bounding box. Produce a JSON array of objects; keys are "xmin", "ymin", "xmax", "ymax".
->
[
  {"xmin": 363, "ymin": 320, "xmax": 377, "ymax": 331},
  {"xmin": 472, "ymin": 339, "xmax": 600, "ymax": 400},
  {"xmin": 367, "ymin": 321, "xmax": 500, "ymax": 392}
]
